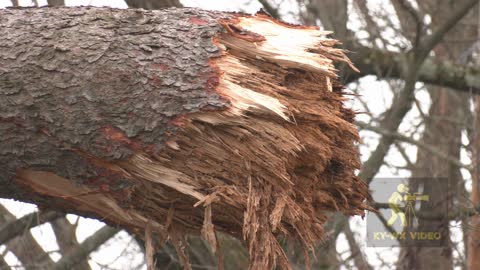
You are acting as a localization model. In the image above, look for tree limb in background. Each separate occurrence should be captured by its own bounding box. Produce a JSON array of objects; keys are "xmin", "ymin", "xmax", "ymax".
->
[
  {"xmin": 357, "ymin": 0, "xmax": 478, "ymax": 182},
  {"xmin": 357, "ymin": 121, "xmax": 469, "ymax": 169},
  {"xmin": 373, "ymin": 202, "xmax": 480, "ymax": 220},
  {"xmin": 0, "ymin": 205, "xmax": 55, "ymax": 270},
  {"xmin": 0, "ymin": 210, "xmax": 64, "ymax": 245},
  {"xmin": 257, "ymin": 0, "xmax": 281, "ymax": 19},
  {"xmin": 305, "ymin": 0, "xmax": 348, "ymax": 39},
  {"xmin": 51, "ymin": 217, "xmax": 92, "ymax": 270},
  {"xmin": 416, "ymin": 0, "xmax": 479, "ymax": 61},
  {"xmin": 52, "ymin": 226, "xmax": 120, "ymax": 270},
  {"xmin": 352, "ymin": 0, "xmax": 387, "ymax": 45},
  {"xmin": 343, "ymin": 222, "xmax": 373, "ymax": 270},
  {"xmin": 392, "ymin": 0, "xmax": 424, "ymax": 46},
  {"xmin": 125, "ymin": 0, "xmax": 182, "ymax": 9},
  {"xmin": 47, "ymin": 0, "xmax": 64, "ymax": 6},
  {"xmin": 0, "ymin": 254, "xmax": 12, "ymax": 270},
  {"xmin": 394, "ymin": 0, "xmax": 477, "ymax": 268},
  {"xmin": 347, "ymin": 45, "xmax": 480, "ymax": 94}
]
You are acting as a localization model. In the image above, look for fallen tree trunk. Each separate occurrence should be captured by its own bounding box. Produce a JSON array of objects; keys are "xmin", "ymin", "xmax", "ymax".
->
[{"xmin": 0, "ymin": 6, "xmax": 371, "ymax": 270}]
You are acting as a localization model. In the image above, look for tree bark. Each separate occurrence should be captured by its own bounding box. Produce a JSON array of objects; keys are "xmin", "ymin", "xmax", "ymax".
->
[{"xmin": 0, "ymin": 6, "xmax": 370, "ymax": 270}]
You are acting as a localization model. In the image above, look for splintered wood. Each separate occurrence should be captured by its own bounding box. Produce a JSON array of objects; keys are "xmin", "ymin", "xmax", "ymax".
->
[{"xmin": 14, "ymin": 11, "xmax": 370, "ymax": 270}]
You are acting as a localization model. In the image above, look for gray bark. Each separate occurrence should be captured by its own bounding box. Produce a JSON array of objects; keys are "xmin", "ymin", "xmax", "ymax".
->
[{"xmin": 0, "ymin": 6, "xmax": 228, "ymax": 202}]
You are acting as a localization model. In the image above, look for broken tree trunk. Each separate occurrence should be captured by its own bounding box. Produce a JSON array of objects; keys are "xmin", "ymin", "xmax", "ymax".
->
[{"xmin": 0, "ymin": 6, "xmax": 371, "ymax": 270}]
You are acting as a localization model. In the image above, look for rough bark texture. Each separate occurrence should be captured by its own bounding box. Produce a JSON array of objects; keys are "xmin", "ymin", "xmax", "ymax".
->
[{"xmin": 0, "ymin": 7, "xmax": 371, "ymax": 270}]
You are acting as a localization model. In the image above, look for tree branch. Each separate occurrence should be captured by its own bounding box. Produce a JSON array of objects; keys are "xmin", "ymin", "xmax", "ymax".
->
[
  {"xmin": 357, "ymin": 71, "xmax": 417, "ymax": 182},
  {"xmin": 0, "ymin": 254, "xmax": 12, "ymax": 270},
  {"xmin": 416, "ymin": 0, "xmax": 479, "ymax": 61},
  {"xmin": 344, "ymin": 222, "xmax": 373, "ymax": 270},
  {"xmin": 51, "ymin": 217, "xmax": 92, "ymax": 270},
  {"xmin": 52, "ymin": 226, "xmax": 120, "ymax": 270},
  {"xmin": 357, "ymin": 121, "xmax": 469, "ymax": 169},
  {"xmin": 392, "ymin": 0, "xmax": 424, "ymax": 47},
  {"xmin": 347, "ymin": 45, "xmax": 480, "ymax": 94},
  {"xmin": 125, "ymin": 0, "xmax": 182, "ymax": 9},
  {"xmin": 373, "ymin": 202, "xmax": 480, "ymax": 220},
  {"xmin": 47, "ymin": 0, "xmax": 64, "ymax": 6},
  {"xmin": 356, "ymin": 0, "xmax": 478, "ymax": 182},
  {"xmin": 0, "ymin": 205, "xmax": 55, "ymax": 270},
  {"xmin": 257, "ymin": 0, "xmax": 281, "ymax": 19},
  {"xmin": 0, "ymin": 210, "xmax": 64, "ymax": 246},
  {"xmin": 306, "ymin": 0, "xmax": 348, "ymax": 39}
]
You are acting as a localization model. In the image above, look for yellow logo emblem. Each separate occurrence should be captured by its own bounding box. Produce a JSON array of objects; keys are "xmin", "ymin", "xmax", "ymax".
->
[{"xmin": 387, "ymin": 183, "xmax": 429, "ymax": 228}]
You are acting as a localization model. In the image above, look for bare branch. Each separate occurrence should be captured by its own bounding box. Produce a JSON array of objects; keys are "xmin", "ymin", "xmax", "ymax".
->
[
  {"xmin": 306, "ymin": 0, "xmax": 349, "ymax": 38},
  {"xmin": 0, "ymin": 210, "xmax": 64, "ymax": 246},
  {"xmin": 124, "ymin": 0, "xmax": 182, "ymax": 9},
  {"xmin": 344, "ymin": 222, "xmax": 373, "ymax": 270},
  {"xmin": 0, "ymin": 205, "xmax": 55, "ymax": 270},
  {"xmin": 352, "ymin": 0, "xmax": 386, "ymax": 46},
  {"xmin": 416, "ymin": 0, "xmax": 480, "ymax": 61},
  {"xmin": 52, "ymin": 226, "xmax": 120, "ymax": 270},
  {"xmin": 373, "ymin": 202, "xmax": 480, "ymax": 220},
  {"xmin": 257, "ymin": 0, "xmax": 281, "ymax": 19},
  {"xmin": 357, "ymin": 73, "xmax": 417, "ymax": 182},
  {"xmin": 51, "ymin": 217, "xmax": 92, "ymax": 270},
  {"xmin": 0, "ymin": 255, "xmax": 12, "ymax": 270},
  {"xmin": 47, "ymin": 0, "xmax": 64, "ymax": 6},
  {"xmin": 347, "ymin": 45, "xmax": 480, "ymax": 94},
  {"xmin": 357, "ymin": 121, "xmax": 470, "ymax": 169}
]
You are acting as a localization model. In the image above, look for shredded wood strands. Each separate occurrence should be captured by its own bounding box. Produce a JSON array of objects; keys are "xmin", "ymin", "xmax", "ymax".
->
[
  {"xmin": 15, "ymin": 11, "xmax": 371, "ymax": 270},
  {"xmin": 122, "ymin": 14, "xmax": 370, "ymax": 270},
  {"xmin": 145, "ymin": 220, "xmax": 155, "ymax": 270}
]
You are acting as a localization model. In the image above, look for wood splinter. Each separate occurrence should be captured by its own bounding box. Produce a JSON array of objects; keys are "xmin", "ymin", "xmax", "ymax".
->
[{"xmin": 0, "ymin": 7, "xmax": 371, "ymax": 270}]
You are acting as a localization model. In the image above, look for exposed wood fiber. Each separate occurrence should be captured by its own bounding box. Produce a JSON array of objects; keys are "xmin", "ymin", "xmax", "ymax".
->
[{"xmin": 0, "ymin": 7, "xmax": 371, "ymax": 270}]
